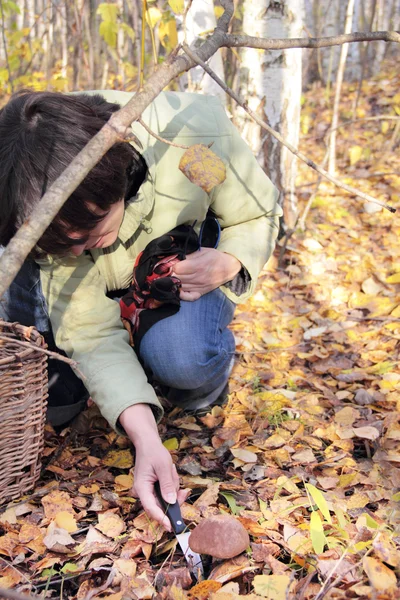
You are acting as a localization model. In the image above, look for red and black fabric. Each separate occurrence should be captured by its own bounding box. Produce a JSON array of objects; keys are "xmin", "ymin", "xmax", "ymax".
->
[{"xmin": 120, "ymin": 224, "xmax": 199, "ymax": 350}]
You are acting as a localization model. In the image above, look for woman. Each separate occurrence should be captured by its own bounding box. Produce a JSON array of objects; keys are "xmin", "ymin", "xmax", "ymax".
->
[{"xmin": 0, "ymin": 89, "xmax": 281, "ymax": 528}]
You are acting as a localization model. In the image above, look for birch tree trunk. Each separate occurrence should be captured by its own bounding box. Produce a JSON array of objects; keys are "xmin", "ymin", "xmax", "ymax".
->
[
  {"xmin": 179, "ymin": 0, "xmax": 225, "ymax": 104},
  {"xmin": 328, "ymin": 0, "xmax": 355, "ymax": 175},
  {"xmin": 238, "ymin": 0, "xmax": 304, "ymax": 228}
]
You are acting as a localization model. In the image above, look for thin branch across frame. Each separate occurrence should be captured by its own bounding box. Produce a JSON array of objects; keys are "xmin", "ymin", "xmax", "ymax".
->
[{"xmin": 182, "ymin": 42, "xmax": 396, "ymax": 215}]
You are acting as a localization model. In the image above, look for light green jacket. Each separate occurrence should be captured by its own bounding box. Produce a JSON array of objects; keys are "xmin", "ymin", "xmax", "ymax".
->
[{"xmin": 37, "ymin": 90, "xmax": 282, "ymax": 431}]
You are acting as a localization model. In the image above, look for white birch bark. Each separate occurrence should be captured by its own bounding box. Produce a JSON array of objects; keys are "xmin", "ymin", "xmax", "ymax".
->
[
  {"xmin": 179, "ymin": 0, "xmax": 225, "ymax": 103},
  {"xmin": 328, "ymin": 0, "xmax": 355, "ymax": 175},
  {"xmin": 60, "ymin": 0, "xmax": 69, "ymax": 89},
  {"xmin": 238, "ymin": 0, "xmax": 304, "ymax": 227}
]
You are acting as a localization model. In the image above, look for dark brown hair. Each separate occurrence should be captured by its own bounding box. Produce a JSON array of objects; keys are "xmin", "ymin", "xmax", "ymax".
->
[{"xmin": 0, "ymin": 91, "xmax": 147, "ymax": 256}]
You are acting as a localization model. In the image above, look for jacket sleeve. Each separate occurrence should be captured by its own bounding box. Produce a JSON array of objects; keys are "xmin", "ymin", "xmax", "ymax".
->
[
  {"xmin": 38, "ymin": 253, "xmax": 163, "ymax": 432},
  {"xmin": 210, "ymin": 114, "xmax": 283, "ymax": 304}
]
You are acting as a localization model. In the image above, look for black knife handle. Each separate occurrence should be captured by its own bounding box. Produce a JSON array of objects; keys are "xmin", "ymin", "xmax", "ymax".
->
[{"xmin": 154, "ymin": 481, "xmax": 186, "ymax": 534}]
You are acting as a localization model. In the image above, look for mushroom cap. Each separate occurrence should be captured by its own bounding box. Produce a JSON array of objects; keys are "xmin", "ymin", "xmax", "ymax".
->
[{"xmin": 188, "ymin": 513, "xmax": 250, "ymax": 559}]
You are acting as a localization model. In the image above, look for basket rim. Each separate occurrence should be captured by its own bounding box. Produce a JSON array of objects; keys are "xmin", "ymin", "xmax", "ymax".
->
[{"xmin": 0, "ymin": 320, "xmax": 46, "ymax": 364}]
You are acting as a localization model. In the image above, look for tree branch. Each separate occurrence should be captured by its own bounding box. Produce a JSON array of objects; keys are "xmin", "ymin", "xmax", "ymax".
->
[
  {"xmin": 224, "ymin": 30, "xmax": 400, "ymax": 50},
  {"xmin": 182, "ymin": 42, "xmax": 396, "ymax": 216},
  {"xmin": 0, "ymin": 0, "xmax": 398, "ymax": 300},
  {"xmin": 0, "ymin": 3, "xmax": 233, "ymax": 300}
]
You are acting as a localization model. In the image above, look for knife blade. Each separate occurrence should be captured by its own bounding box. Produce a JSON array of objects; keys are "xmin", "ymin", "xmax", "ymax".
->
[{"xmin": 154, "ymin": 482, "xmax": 203, "ymax": 580}]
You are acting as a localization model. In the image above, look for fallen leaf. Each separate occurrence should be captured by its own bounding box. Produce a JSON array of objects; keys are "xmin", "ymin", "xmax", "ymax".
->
[
  {"xmin": 352, "ymin": 426, "xmax": 380, "ymax": 440},
  {"xmin": 253, "ymin": 574, "xmax": 291, "ymax": 599},
  {"xmin": 78, "ymin": 483, "xmax": 100, "ymax": 494},
  {"xmin": 363, "ymin": 556, "xmax": 397, "ymax": 591},
  {"xmin": 230, "ymin": 448, "xmax": 257, "ymax": 463},
  {"xmin": 103, "ymin": 449, "xmax": 133, "ymax": 468},
  {"xmin": 79, "ymin": 525, "xmax": 119, "ymax": 556},
  {"xmin": 43, "ymin": 522, "xmax": 76, "ymax": 553},
  {"xmin": 114, "ymin": 474, "xmax": 134, "ymax": 492},
  {"xmin": 96, "ymin": 511, "xmax": 126, "ymax": 538},
  {"xmin": 54, "ymin": 511, "xmax": 78, "ymax": 533},
  {"xmin": 291, "ymin": 448, "xmax": 316, "ymax": 463},
  {"xmin": 42, "ymin": 490, "xmax": 74, "ymax": 519}
]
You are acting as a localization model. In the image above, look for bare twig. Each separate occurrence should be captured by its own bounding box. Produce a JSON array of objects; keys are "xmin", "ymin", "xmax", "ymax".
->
[
  {"xmin": 0, "ymin": 0, "xmax": 398, "ymax": 298},
  {"xmin": 0, "ymin": 1, "xmax": 234, "ymax": 299},
  {"xmin": 182, "ymin": 42, "xmax": 396, "ymax": 216},
  {"xmin": 138, "ymin": 118, "xmax": 191, "ymax": 149},
  {"xmin": 224, "ymin": 30, "xmax": 400, "ymax": 50},
  {"xmin": 0, "ymin": 335, "xmax": 86, "ymax": 380}
]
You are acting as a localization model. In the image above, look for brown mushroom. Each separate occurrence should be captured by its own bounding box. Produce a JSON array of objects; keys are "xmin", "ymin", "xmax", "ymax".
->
[{"xmin": 188, "ymin": 513, "xmax": 250, "ymax": 559}]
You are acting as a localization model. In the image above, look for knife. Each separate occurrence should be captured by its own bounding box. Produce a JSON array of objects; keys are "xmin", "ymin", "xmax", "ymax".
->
[{"xmin": 154, "ymin": 481, "xmax": 203, "ymax": 580}]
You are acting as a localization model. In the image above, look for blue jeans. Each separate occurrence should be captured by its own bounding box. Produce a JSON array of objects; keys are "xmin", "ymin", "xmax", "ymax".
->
[
  {"xmin": 0, "ymin": 257, "xmax": 236, "ymax": 421},
  {"xmin": 140, "ymin": 288, "xmax": 235, "ymax": 410}
]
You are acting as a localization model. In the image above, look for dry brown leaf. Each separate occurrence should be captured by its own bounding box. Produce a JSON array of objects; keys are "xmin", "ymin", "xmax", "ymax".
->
[
  {"xmin": 179, "ymin": 144, "xmax": 226, "ymax": 193},
  {"xmin": 18, "ymin": 523, "xmax": 46, "ymax": 555},
  {"xmin": 0, "ymin": 566, "xmax": 24, "ymax": 588},
  {"xmin": 193, "ymin": 483, "xmax": 220, "ymax": 514},
  {"xmin": 79, "ymin": 525, "xmax": 119, "ymax": 556},
  {"xmin": 103, "ymin": 449, "xmax": 133, "ymax": 468},
  {"xmin": 0, "ymin": 532, "xmax": 20, "ymax": 558},
  {"xmin": 42, "ymin": 490, "xmax": 75, "ymax": 519},
  {"xmin": 43, "ymin": 521, "xmax": 76, "ymax": 553},
  {"xmin": 230, "ymin": 448, "xmax": 257, "ymax": 463}
]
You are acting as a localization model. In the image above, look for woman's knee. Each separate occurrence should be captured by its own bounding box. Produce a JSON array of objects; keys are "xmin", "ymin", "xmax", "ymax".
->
[{"xmin": 140, "ymin": 325, "xmax": 235, "ymax": 390}]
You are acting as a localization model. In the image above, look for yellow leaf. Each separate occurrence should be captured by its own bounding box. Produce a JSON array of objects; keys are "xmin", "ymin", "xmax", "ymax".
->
[
  {"xmin": 168, "ymin": 0, "xmax": 184, "ymax": 14},
  {"xmin": 349, "ymin": 145, "xmax": 363, "ymax": 166},
  {"xmin": 253, "ymin": 574, "xmax": 290, "ymax": 599},
  {"xmin": 363, "ymin": 556, "xmax": 397, "ymax": 591},
  {"xmin": 163, "ymin": 437, "xmax": 179, "ymax": 451},
  {"xmin": 309, "ymin": 511, "xmax": 326, "ymax": 554},
  {"xmin": 305, "ymin": 484, "xmax": 332, "ymax": 524},
  {"xmin": 103, "ymin": 449, "xmax": 133, "ymax": 468},
  {"xmin": 96, "ymin": 511, "xmax": 126, "ymax": 539},
  {"xmin": 179, "ymin": 144, "xmax": 226, "ymax": 193},
  {"xmin": 54, "ymin": 511, "xmax": 78, "ymax": 533},
  {"xmin": 214, "ymin": 6, "xmax": 224, "ymax": 19},
  {"xmin": 146, "ymin": 6, "xmax": 162, "ymax": 28},
  {"xmin": 159, "ymin": 17, "xmax": 178, "ymax": 51},
  {"xmin": 386, "ymin": 272, "xmax": 400, "ymax": 284}
]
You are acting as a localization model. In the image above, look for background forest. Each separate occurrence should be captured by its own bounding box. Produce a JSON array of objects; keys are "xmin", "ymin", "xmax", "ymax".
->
[{"xmin": 0, "ymin": 1, "xmax": 400, "ymax": 599}]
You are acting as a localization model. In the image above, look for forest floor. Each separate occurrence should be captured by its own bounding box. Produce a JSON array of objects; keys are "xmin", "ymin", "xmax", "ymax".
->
[{"xmin": 1, "ymin": 63, "xmax": 400, "ymax": 600}]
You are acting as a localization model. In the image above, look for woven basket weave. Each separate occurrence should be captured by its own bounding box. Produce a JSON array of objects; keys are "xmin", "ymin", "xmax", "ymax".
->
[{"xmin": 0, "ymin": 320, "xmax": 48, "ymax": 504}]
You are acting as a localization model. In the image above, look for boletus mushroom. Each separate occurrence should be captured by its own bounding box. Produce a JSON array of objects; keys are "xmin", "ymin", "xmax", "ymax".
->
[{"xmin": 188, "ymin": 513, "xmax": 250, "ymax": 559}]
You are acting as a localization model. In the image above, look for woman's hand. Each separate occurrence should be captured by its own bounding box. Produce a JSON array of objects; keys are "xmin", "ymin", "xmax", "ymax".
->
[
  {"xmin": 173, "ymin": 248, "xmax": 241, "ymax": 302},
  {"xmin": 119, "ymin": 404, "xmax": 188, "ymax": 530}
]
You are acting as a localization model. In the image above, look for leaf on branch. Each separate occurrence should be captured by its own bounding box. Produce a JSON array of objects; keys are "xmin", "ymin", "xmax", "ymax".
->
[
  {"xmin": 146, "ymin": 6, "xmax": 162, "ymax": 28},
  {"xmin": 97, "ymin": 3, "xmax": 118, "ymax": 22},
  {"xmin": 179, "ymin": 144, "xmax": 226, "ymax": 193},
  {"xmin": 99, "ymin": 20, "xmax": 118, "ymax": 48}
]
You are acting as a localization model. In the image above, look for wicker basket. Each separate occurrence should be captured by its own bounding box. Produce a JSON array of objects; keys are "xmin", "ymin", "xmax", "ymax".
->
[{"xmin": 0, "ymin": 320, "xmax": 48, "ymax": 504}]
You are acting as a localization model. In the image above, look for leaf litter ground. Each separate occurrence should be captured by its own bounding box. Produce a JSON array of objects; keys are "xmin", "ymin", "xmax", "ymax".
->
[{"xmin": 1, "ymin": 64, "xmax": 400, "ymax": 600}]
